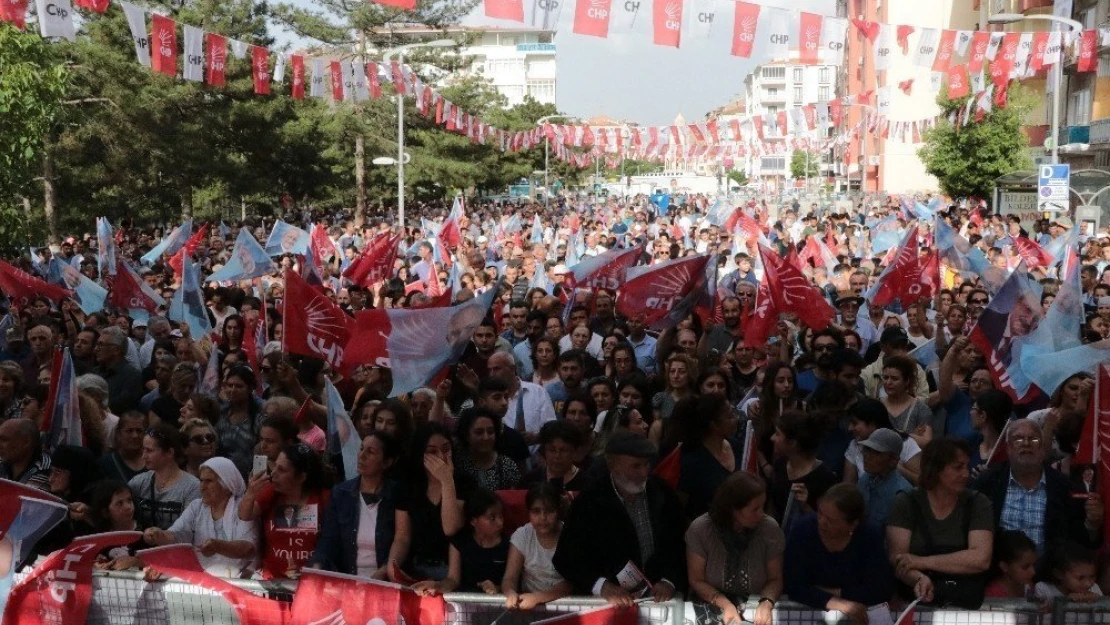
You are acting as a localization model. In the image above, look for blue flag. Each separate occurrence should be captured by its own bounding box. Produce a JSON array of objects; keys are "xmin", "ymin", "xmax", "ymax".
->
[
  {"xmin": 706, "ymin": 198, "xmax": 730, "ymax": 226},
  {"xmin": 908, "ymin": 338, "xmax": 939, "ymax": 370},
  {"xmin": 967, "ymin": 263, "xmax": 1043, "ymax": 402},
  {"xmin": 264, "ymin": 220, "xmax": 310, "ymax": 256},
  {"xmin": 169, "ymin": 259, "xmax": 213, "ymax": 340},
  {"xmin": 208, "ymin": 229, "xmax": 277, "ymax": 283},
  {"xmin": 324, "ymin": 378, "xmax": 361, "ymax": 480},
  {"xmin": 96, "ymin": 217, "xmax": 119, "ymax": 277},
  {"xmin": 530, "ymin": 215, "xmax": 544, "ymax": 244},
  {"xmin": 564, "ymin": 233, "xmax": 581, "ymax": 267},
  {"xmin": 0, "ymin": 494, "xmax": 69, "ymax": 616},
  {"xmin": 43, "ymin": 348, "xmax": 82, "ymax": 454},
  {"xmin": 218, "ymin": 221, "xmax": 231, "ymax": 239},
  {"xmin": 142, "ymin": 220, "xmax": 193, "ymax": 264},
  {"xmin": 47, "ymin": 259, "xmax": 107, "ymax": 315}
]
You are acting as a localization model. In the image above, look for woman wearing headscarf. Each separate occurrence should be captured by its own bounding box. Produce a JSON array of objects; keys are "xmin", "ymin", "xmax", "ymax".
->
[{"xmin": 143, "ymin": 456, "xmax": 258, "ymax": 577}]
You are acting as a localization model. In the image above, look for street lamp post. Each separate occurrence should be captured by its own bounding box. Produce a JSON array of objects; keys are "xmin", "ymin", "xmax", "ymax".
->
[
  {"xmin": 382, "ymin": 39, "xmax": 454, "ymax": 231},
  {"xmin": 988, "ymin": 13, "xmax": 1084, "ymax": 164},
  {"xmin": 536, "ymin": 114, "xmax": 573, "ymax": 209}
]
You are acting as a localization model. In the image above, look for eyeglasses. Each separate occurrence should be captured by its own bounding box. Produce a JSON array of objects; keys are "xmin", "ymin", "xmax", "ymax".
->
[
  {"xmin": 970, "ymin": 298, "xmax": 989, "ymax": 305},
  {"xmin": 1009, "ymin": 435, "xmax": 1042, "ymax": 446},
  {"xmin": 190, "ymin": 433, "xmax": 217, "ymax": 445}
]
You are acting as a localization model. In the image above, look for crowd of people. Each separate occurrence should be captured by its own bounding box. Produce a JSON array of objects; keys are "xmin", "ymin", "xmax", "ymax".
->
[{"xmin": 2, "ymin": 192, "xmax": 1110, "ymax": 622}]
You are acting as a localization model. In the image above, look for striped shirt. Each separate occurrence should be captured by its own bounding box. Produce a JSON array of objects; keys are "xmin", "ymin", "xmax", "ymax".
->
[{"xmin": 1000, "ymin": 472, "xmax": 1047, "ymax": 552}]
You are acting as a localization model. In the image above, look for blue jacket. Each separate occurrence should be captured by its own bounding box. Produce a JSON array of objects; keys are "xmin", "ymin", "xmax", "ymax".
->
[{"xmin": 311, "ymin": 477, "xmax": 398, "ymax": 575}]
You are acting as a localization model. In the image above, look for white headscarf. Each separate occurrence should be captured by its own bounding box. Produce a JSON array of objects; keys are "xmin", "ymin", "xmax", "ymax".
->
[{"xmin": 200, "ymin": 457, "xmax": 246, "ymax": 498}]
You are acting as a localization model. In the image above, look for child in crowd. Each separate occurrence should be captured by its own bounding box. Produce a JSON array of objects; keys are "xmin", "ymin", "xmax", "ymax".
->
[
  {"xmin": 413, "ymin": 489, "xmax": 508, "ymax": 596},
  {"xmin": 502, "ymin": 483, "xmax": 572, "ymax": 609},
  {"xmin": 1033, "ymin": 540, "xmax": 1103, "ymax": 603},
  {"xmin": 985, "ymin": 530, "xmax": 1037, "ymax": 599}
]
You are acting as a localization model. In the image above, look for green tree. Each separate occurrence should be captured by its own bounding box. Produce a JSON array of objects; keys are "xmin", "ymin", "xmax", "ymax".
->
[
  {"xmin": 918, "ymin": 84, "xmax": 1035, "ymax": 199},
  {"xmin": 727, "ymin": 169, "xmax": 748, "ymax": 187},
  {"xmin": 790, "ymin": 150, "xmax": 819, "ymax": 179},
  {"xmin": 0, "ymin": 23, "xmax": 67, "ymax": 250}
]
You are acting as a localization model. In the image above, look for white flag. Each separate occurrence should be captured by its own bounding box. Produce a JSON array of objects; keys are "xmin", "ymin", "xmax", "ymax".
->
[
  {"xmin": 273, "ymin": 54, "xmax": 286, "ymax": 83},
  {"xmin": 763, "ymin": 7, "xmax": 792, "ymax": 60},
  {"xmin": 310, "ymin": 58, "xmax": 326, "ymax": 98},
  {"xmin": 929, "ymin": 71, "xmax": 943, "ymax": 93},
  {"xmin": 955, "ymin": 30, "xmax": 973, "ymax": 57},
  {"xmin": 120, "ymin": 1, "xmax": 150, "ymax": 67},
  {"xmin": 820, "ymin": 16, "xmax": 848, "ymax": 65},
  {"xmin": 874, "ymin": 23, "xmax": 894, "ymax": 72},
  {"xmin": 913, "ymin": 28, "xmax": 940, "ymax": 68},
  {"xmin": 230, "ymin": 39, "xmax": 248, "ymax": 59},
  {"xmin": 35, "ymin": 0, "xmax": 75, "ymax": 41},
  {"xmin": 814, "ymin": 101, "xmax": 830, "ymax": 128},
  {"xmin": 689, "ymin": 0, "xmax": 716, "ymax": 39},
  {"xmin": 876, "ymin": 86, "xmax": 892, "ymax": 115},
  {"xmin": 986, "ymin": 32, "xmax": 1004, "ymax": 61},
  {"xmin": 352, "ymin": 60, "xmax": 369, "ymax": 101},
  {"xmin": 1044, "ymin": 31, "xmax": 1062, "ymax": 66},
  {"xmin": 1013, "ymin": 32, "xmax": 1033, "ymax": 79},
  {"xmin": 789, "ymin": 108, "xmax": 806, "ymax": 135},
  {"xmin": 970, "ymin": 68, "xmax": 985, "ymax": 93},
  {"xmin": 182, "ymin": 25, "xmax": 204, "ymax": 82},
  {"xmin": 1099, "ymin": 28, "xmax": 1110, "ymax": 48},
  {"xmin": 340, "ymin": 60, "xmax": 354, "ymax": 101}
]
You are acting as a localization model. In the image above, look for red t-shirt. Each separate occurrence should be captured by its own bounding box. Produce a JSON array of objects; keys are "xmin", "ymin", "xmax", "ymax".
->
[{"xmin": 256, "ymin": 484, "xmax": 329, "ymax": 579}]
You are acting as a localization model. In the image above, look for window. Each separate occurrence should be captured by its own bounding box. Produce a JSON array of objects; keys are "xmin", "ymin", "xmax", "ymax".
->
[
  {"xmin": 761, "ymin": 157, "xmax": 786, "ymax": 171},
  {"xmin": 502, "ymin": 85, "xmax": 524, "ymax": 104},
  {"xmin": 820, "ymin": 67, "xmax": 830, "ymax": 84},
  {"xmin": 793, "ymin": 86, "xmax": 802, "ymax": 104},
  {"xmin": 527, "ymin": 79, "xmax": 556, "ymax": 103},
  {"xmin": 793, "ymin": 68, "xmax": 803, "ymax": 82},
  {"xmin": 819, "ymin": 86, "xmax": 830, "ymax": 101},
  {"xmin": 766, "ymin": 87, "xmax": 779, "ymax": 98},
  {"xmin": 762, "ymin": 66, "xmax": 785, "ymax": 79}
]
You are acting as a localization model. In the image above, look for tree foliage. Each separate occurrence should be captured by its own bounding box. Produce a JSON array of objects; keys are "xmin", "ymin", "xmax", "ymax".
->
[
  {"xmin": 790, "ymin": 150, "xmax": 819, "ymax": 179},
  {"xmin": 918, "ymin": 84, "xmax": 1035, "ymax": 200}
]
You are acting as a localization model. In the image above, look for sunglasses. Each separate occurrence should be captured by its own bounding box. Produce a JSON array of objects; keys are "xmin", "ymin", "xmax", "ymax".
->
[
  {"xmin": 970, "ymin": 298, "xmax": 989, "ymax": 305},
  {"xmin": 190, "ymin": 433, "xmax": 217, "ymax": 445}
]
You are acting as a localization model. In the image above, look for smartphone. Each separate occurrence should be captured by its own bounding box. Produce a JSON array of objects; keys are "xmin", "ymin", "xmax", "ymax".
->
[{"xmin": 252, "ymin": 455, "xmax": 269, "ymax": 478}]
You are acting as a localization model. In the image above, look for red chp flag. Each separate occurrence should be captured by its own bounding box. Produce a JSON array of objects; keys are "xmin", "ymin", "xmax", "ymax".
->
[
  {"xmin": 946, "ymin": 64, "xmax": 970, "ymax": 99},
  {"xmin": 0, "ymin": 0, "xmax": 29, "ymax": 29},
  {"xmin": 372, "ymin": 0, "xmax": 416, "ymax": 9},
  {"xmin": 798, "ymin": 12, "xmax": 823, "ymax": 64},
  {"xmin": 292, "ymin": 569, "xmax": 446, "ymax": 625},
  {"xmin": 74, "ymin": 0, "xmax": 108, "ymax": 12},
  {"xmin": 616, "ymin": 253, "xmax": 712, "ymax": 331},
  {"xmin": 565, "ymin": 245, "xmax": 642, "ymax": 291},
  {"xmin": 531, "ymin": 604, "xmax": 638, "ymax": 625},
  {"xmin": 1012, "ymin": 236, "xmax": 1055, "ymax": 268},
  {"xmin": 731, "ymin": 1, "xmax": 760, "ymax": 57},
  {"xmin": 150, "ymin": 14, "xmax": 177, "ymax": 77},
  {"xmin": 758, "ymin": 244, "xmax": 835, "ymax": 331},
  {"xmin": 573, "ymin": 0, "xmax": 613, "ymax": 38},
  {"xmin": 932, "ymin": 29, "xmax": 957, "ymax": 72},
  {"xmin": 206, "ymin": 33, "xmax": 227, "ymax": 86},
  {"xmin": 2, "ymin": 531, "xmax": 141, "ymax": 625},
  {"xmin": 310, "ymin": 223, "xmax": 337, "ymax": 262},
  {"xmin": 968, "ymin": 30, "xmax": 990, "ymax": 73},
  {"xmin": 283, "ymin": 269, "xmax": 351, "ymax": 371},
  {"xmin": 652, "ymin": 0, "xmax": 682, "ymax": 48},
  {"xmin": 251, "ymin": 46, "xmax": 270, "ymax": 95},
  {"xmin": 0, "ymin": 259, "xmax": 71, "ymax": 310},
  {"xmin": 1073, "ymin": 363, "xmax": 1110, "ymax": 539},
  {"xmin": 140, "ymin": 545, "xmax": 289, "ymax": 625},
  {"xmin": 867, "ymin": 228, "xmax": 935, "ymax": 308},
  {"xmin": 343, "ymin": 232, "xmax": 401, "ymax": 287},
  {"xmin": 291, "ymin": 54, "xmax": 305, "ymax": 99},
  {"xmin": 1078, "ymin": 30, "xmax": 1099, "ymax": 73},
  {"xmin": 484, "ymin": 0, "xmax": 524, "ymax": 21},
  {"xmin": 168, "ymin": 222, "xmax": 209, "ymax": 276},
  {"xmin": 330, "ymin": 60, "xmax": 344, "ymax": 101}
]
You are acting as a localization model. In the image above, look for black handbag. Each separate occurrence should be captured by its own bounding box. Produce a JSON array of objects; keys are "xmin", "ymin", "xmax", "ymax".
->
[{"xmin": 902, "ymin": 488, "xmax": 987, "ymax": 609}]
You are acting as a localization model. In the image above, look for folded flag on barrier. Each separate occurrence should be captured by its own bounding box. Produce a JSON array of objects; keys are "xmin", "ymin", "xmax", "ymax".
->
[
  {"xmin": 2, "ymin": 531, "xmax": 141, "ymax": 625},
  {"xmin": 140, "ymin": 544, "xmax": 289, "ymax": 625},
  {"xmin": 291, "ymin": 569, "xmax": 446, "ymax": 625},
  {"xmin": 531, "ymin": 604, "xmax": 638, "ymax": 625}
]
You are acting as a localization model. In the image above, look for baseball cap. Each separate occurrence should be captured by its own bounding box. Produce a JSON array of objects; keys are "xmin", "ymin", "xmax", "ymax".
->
[{"xmin": 860, "ymin": 428, "xmax": 904, "ymax": 457}]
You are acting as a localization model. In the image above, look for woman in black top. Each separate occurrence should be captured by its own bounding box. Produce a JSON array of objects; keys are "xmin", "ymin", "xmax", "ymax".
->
[{"xmin": 769, "ymin": 410, "xmax": 838, "ymax": 531}]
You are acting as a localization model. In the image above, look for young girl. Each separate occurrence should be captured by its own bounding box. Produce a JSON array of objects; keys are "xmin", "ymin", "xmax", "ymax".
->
[
  {"xmin": 413, "ymin": 489, "xmax": 508, "ymax": 596},
  {"xmin": 502, "ymin": 483, "xmax": 572, "ymax": 609},
  {"xmin": 1034, "ymin": 540, "xmax": 1103, "ymax": 603},
  {"xmin": 985, "ymin": 530, "xmax": 1037, "ymax": 599}
]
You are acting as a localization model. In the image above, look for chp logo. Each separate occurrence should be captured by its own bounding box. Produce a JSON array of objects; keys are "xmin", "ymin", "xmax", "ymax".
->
[
  {"xmin": 697, "ymin": 10, "xmax": 712, "ymax": 23},
  {"xmin": 209, "ymin": 45, "xmax": 226, "ymax": 72},
  {"xmin": 157, "ymin": 27, "xmax": 174, "ymax": 58},
  {"xmin": 737, "ymin": 15, "xmax": 757, "ymax": 41},
  {"xmin": 44, "ymin": 2, "xmax": 69, "ymax": 18},
  {"xmin": 949, "ymin": 73, "xmax": 964, "ymax": 91},
  {"xmin": 803, "ymin": 24, "xmax": 819, "ymax": 51},
  {"xmin": 663, "ymin": 1, "xmax": 681, "ymax": 30},
  {"xmin": 586, "ymin": 0, "xmax": 608, "ymax": 19},
  {"xmin": 538, "ymin": 0, "xmax": 558, "ymax": 10}
]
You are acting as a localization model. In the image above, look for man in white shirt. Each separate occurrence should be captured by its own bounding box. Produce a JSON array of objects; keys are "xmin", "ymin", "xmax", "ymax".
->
[{"xmin": 488, "ymin": 352, "xmax": 557, "ymax": 445}]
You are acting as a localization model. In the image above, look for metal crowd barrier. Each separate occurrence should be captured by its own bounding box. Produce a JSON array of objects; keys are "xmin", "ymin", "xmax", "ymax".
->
[{"xmin": 16, "ymin": 570, "xmax": 1110, "ymax": 625}]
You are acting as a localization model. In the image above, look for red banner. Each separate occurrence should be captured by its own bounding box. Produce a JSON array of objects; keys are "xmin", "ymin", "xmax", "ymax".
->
[
  {"xmin": 0, "ymin": 0, "xmax": 28, "ymax": 29},
  {"xmin": 565, "ymin": 245, "xmax": 642, "ymax": 291},
  {"xmin": 252, "ymin": 46, "xmax": 271, "ymax": 95},
  {"xmin": 291, "ymin": 569, "xmax": 446, "ymax": 625},
  {"xmin": 868, "ymin": 230, "xmax": 935, "ymax": 308},
  {"xmin": 290, "ymin": 54, "xmax": 305, "ymax": 99},
  {"xmin": 140, "ymin": 545, "xmax": 290, "ymax": 625},
  {"xmin": 342, "ymin": 232, "xmax": 401, "ymax": 288},
  {"xmin": 829, "ymin": 98, "xmax": 843, "ymax": 126},
  {"xmin": 206, "ymin": 33, "xmax": 227, "ymax": 87},
  {"xmin": 74, "ymin": 0, "xmax": 108, "ymax": 12},
  {"xmin": 932, "ymin": 29, "xmax": 956, "ymax": 72},
  {"xmin": 946, "ymin": 64, "xmax": 969, "ymax": 99},
  {"xmin": 330, "ymin": 60, "xmax": 344, "ymax": 101},
  {"xmin": 798, "ymin": 12, "xmax": 822, "ymax": 65},
  {"xmin": 758, "ymin": 245, "xmax": 835, "ymax": 331},
  {"xmin": 151, "ymin": 14, "xmax": 177, "ymax": 77},
  {"xmin": 990, "ymin": 33, "xmax": 1019, "ymax": 86},
  {"xmin": 367, "ymin": 61, "xmax": 382, "ymax": 98},
  {"xmin": 483, "ymin": 0, "xmax": 524, "ymax": 21},
  {"xmin": 616, "ymin": 254, "xmax": 712, "ymax": 331},
  {"xmin": 372, "ymin": 0, "xmax": 416, "ymax": 9},
  {"xmin": 1012, "ymin": 236, "xmax": 1055, "ymax": 268},
  {"xmin": 968, "ymin": 31, "xmax": 990, "ymax": 73},
  {"xmin": 0, "ymin": 259, "xmax": 72, "ymax": 310},
  {"xmin": 573, "ymin": 0, "xmax": 613, "ymax": 38},
  {"xmin": 652, "ymin": 0, "xmax": 682, "ymax": 48},
  {"xmin": 1078, "ymin": 30, "xmax": 1099, "ymax": 73},
  {"xmin": 730, "ymin": 2, "xmax": 760, "ymax": 57},
  {"xmin": 2, "ymin": 532, "xmax": 141, "ymax": 625},
  {"xmin": 1073, "ymin": 363, "xmax": 1110, "ymax": 539},
  {"xmin": 896, "ymin": 25, "xmax": 914, "ymax": 54},
  {"xmin": 283, "ymin": 269, "xmax": 351, "ymax": 371},
  {"xmin": 1029, "ymin": 32, "xmax": 1048, "ymax": 72}
]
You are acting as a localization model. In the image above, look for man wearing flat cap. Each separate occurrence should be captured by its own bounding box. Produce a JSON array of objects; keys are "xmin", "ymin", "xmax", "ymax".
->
[{"xmin": 553, "ymin": 431, "xmax": 686, "ymax": 606}]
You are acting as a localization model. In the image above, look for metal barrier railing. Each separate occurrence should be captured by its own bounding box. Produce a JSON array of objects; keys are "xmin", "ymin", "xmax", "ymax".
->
[{"xmin": 15, "ymin": 569, "xmax": 1110, "ymax": 625}]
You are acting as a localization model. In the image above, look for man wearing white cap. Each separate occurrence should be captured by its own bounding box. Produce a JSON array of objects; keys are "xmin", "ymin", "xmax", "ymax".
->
[{"xmin": 857, "ymin": 428, "xmax": 912, "ymax": 526}]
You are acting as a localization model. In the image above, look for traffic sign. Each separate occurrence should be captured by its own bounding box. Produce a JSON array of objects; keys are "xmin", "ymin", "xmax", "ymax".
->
[{"xmin": 1037, "ymin": 164, "xmax": 1070, "ymax": 213}]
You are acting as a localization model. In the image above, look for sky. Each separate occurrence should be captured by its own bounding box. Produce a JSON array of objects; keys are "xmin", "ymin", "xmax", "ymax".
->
[{"xmin": 281, "ymin": 0, "xmax": 833, "ymax": 126}]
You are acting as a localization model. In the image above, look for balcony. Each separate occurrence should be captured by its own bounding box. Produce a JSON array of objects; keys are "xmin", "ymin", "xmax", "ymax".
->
[
  {"xmin": 1057, "ymin": 124, "xmax": 1091, "ymax": 145},
  {"xmin": 1091, "ymin": 119, "xmax": 1110, "ymax": 145}
]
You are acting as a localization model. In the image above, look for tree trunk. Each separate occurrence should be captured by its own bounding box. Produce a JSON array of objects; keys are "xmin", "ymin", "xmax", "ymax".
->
[
  {"xmin": 180, "ymin": 185, "xmax": 193, "ymax": 221},
  {"xmin": 241, "ymin": 197, "xmax": 247, "ymax": 221},
  {"xmin": 355, "ymin": 133, "xmax": 367, "ymax": 228},
  {"xmin": 21, "ymin": 196, "xmax": 32, "ymax": 220},
  {"xmin": 42, "ymin": 146, "xmax": 59, "ymax": 244}
]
